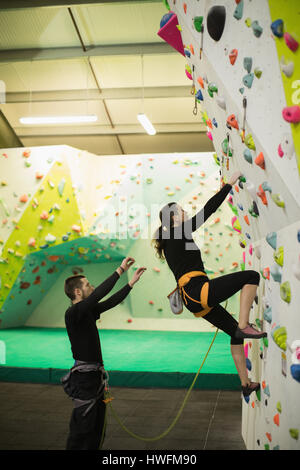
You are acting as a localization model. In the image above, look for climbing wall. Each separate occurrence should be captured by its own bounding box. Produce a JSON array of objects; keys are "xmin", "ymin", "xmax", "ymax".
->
[
  {"xmin": 159, "ymin": 0, "xmax": 300, "ymax": 450},
  {"xmin": 0, "ymin": 145, "xmax": 243, "ymax": 331}
]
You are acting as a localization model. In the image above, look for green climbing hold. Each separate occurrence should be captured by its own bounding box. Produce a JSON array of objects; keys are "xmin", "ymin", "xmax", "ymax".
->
[
  {"xmin": 245, "ymin": 134, "xmax": 256, "ymax": 150},
  {"xmin": 280, "ymin": 281, "xmax": 291, "ymax": 303},
  {"xmin": 222, "ymin": 138, "xmax": 233, "ymax": 156},
  {"xmin": 272, "ymin": 326, "xmax": 287, "ymax": 351},
  {"xmin": 194, "ymin": 16, "xmax": 204, "ymax": 32},
  {"xmin": 289, "ymin": 429, "xmax": 299, "ymax": 440},
  {"xmin": 255, "ymin": 318, "xmax": 262, "ymax": 329},
  {"xmin": 208, "ymin": 83, "xmax": 218, "ymax": 97},
  {"xmin": 271, "ymin": 193, "xmax": 285, "ymax": 208},
  {"xmin": 254, "ymin": 67, "xmax": 262, "ymax": 78},
  {"xmin": 239, "ymin": 175, "xmax": 246, "ymax": 183},
  {"xmin": 276, "ymin": 402, "xmax": 282, "ymax": 413},
  {"xmin": 213, "ymin": 153, "xmax": 220, "ymax": 166},
  {"xmin": 273, "ymin": 246, "xmax": 284, "ymax": 266},
  {"xmin": 163, "ymin": 0, "xmax": 170, "ymax": 11},
  {"xmin": 256, "ymin": 388, "xmax": 261, "ymax": 401},
  {"xmin": 263, "ymin": 337, "xmax": 268, "ymax": 348}
]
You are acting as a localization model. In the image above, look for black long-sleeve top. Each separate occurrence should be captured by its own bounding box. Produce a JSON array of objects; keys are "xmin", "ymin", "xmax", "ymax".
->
[
  {"xmin": 65, "ymin": 271, "xmax": 132, "ymax": 364},
  {"xmin": 162, "ymin": 184, "xmax": 232, "ymax": 282}
]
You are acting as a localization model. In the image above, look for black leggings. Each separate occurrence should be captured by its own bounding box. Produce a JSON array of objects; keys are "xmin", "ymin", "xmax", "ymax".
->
[{"xmin": 184, "ymin": 270, "xmax": 260, "ymax": 345}]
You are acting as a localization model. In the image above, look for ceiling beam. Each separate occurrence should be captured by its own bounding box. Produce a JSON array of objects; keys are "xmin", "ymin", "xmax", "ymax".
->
[
  {"xmin": 0, "ymin": 0, "xmax": 162, "ymax": 10},
  {"xmin": 5, "ymin": 86, "xmax": 193, "ymax": 103},
  {"xmin": 0, "ymin": 43, "xmax": 174, "ymax": 63},
  {"xmin": 15, "ymin": 123, "xmax": 207, "ymax": 137}
]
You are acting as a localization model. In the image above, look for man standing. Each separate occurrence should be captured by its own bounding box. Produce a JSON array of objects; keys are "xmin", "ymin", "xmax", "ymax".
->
[{"xmin": 63, "ymin": 257, "xmax": 146, "ymax": 450}]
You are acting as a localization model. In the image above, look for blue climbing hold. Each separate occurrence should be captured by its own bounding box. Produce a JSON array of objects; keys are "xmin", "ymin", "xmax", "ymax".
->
[
  {"xmin": 237, "ymin": 203, "xmax": 244, "ymax": 211},
  {"xmin": 298, "ymin": 229, "xmax": 300, "ymax": 243},
  {"xmin": 195, "ymin": 89, "xmax": 204, "ymax": 101},
  {"xmin": 263, "ymin": 306, "xmax": 272, "ymax": 323},
  {"xmin": 291, "ymin": 364, "xmax": 300, "ymax": 382},
  {"xmin": 243, "ymin": 73, "xmax": 254, "ymax": 88},
  {"xmin": 270, "ymin": 264, "xmax": 282, "ymax": 283},
  {"xmin": 184, "ymin": 48, "xmax": 191, "ymax": 58},
  {"xmin": 246, "ymin": 233, "xmax": 251, "ymax": 239},
  {"xmin": 243, "ymin": 394, "xmax": 250, "ymax": 404},
  {"xmin": 243, "ymin": 149, "xmax": 253, "ymax": 164},
  {"xmin": 246, "ymin": 358, "xmax": 252, "ymax": 371},
  {"xmin": 212, "ymin": 118, "xmax": 218, "ymax": 127},
  {"xmin": 234, "ymin": 0, "xmax": 244, "ymax": 20},
  {"xmin": 266, "ymin": 232, "xmax": 277, "ymax": 250},
  {"xmin": 160, "ymin": 12, "xmax": 174, "ymax": 29},
  {"xmin": 271, "ymin": 19, "xmax": 284, "ymax": 38}
]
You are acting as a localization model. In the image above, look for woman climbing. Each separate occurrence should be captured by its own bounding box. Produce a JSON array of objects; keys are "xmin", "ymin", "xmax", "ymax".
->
[{"xmin": 152, "ymin": 171, "xmax": 266, "ymax": 398}]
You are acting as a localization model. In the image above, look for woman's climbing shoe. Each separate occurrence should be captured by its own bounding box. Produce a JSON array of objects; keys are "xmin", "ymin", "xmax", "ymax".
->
[
  {"xmin": 242, "ymin": 381, "xmax": 260, "ymax": 398},
  {"xmin": 235, "ymin": 323, "xmax": 267, "ymax": 339}
]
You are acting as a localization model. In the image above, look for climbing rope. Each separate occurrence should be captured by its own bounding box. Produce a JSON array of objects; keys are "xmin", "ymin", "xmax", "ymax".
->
[{"xmin": 100, "ymin": 326, "xmax": 220, "ymax": 444}]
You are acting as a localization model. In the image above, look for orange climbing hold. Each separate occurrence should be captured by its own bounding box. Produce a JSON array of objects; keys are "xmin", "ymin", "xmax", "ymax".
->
[
  {"xmin": 190, "ymin": 44, "xmax": 194, "ymax": 55},
  {"xmin": 197, "ymin": 76, "xmax": 204, "ymax": 88},
  {"xmin": 257, "ymin": 184, "xmax": 268, "ymax": 206},
  {"xmin": 263, "ymin": 267, "xmax": 270, "ymax": 280},
  {"xmin": 266, "ymin": 432, "xmax": 272, "ymax": 442},
  {"xmin": 273, "ymin": 413, "xmax": 280, "ymax": 426},
  {"xmin": 244, "ymin": 215, "xmax": 250, "ymax": 225},
  {"xmin": 183, "ymin": 3, "xmax": 187, "ymax": 13},
  {"xmin": 227, "ymin": 114, "xmax": 239, "ymax": 130},
  {"xmin": 235, "ymin": 185, "xmax": 239, "ymax": 193},
  {"xmin": 206, "ymin": 119, "xmax": 212, "ymax": 129},
  {"xmin": 229, "ymin": 49, "xmax": 238, "ymax": 65},
  {"xmin": 255, "ymin": 152, "xmax": 265, "ymax": 169}
]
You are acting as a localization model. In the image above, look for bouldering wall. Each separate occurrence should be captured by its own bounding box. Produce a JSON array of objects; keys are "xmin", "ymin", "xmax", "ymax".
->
[
  {"xmin": 159, "ymin": 0, "xmax": 300, "ymax": 450},
  {"xmin": 0, "ymin": 145, "xmax": 243, "ymax": 331}
]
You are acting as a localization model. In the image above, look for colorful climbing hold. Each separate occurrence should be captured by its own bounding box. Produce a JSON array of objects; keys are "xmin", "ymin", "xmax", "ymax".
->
[
  {"xmin": 271, "ymin": 193, "xmax": 285, "ymax": 208},
  {"xmin": 243, "ymin": 73, "xmax": 254, "ymax": 89},
  {"xmin": 282, "ymin": 105, "xmax": 300, "ymax": 123},
  {"xmin": 280, "ymin": 281, "xmax": 291, "ymax": 303},
  {"xmin": 245, "ymin": 134, "xmax": 256, "ymax": 150},
  {"xmin": 226, "ymin": 114, "xmax": 239, "ymax": 130},
  {"xmin": 274, "ymin": 246, "xmax": 284, "ymax": 266},
  {"xmin": 271, "ymin": 19, "xmax": 284, "ymax": 38},
  {"xmin": 233, "ymin": 0, "xmax": 243, "ymax": 20},
  {"xmin": 229, "ymin": 49, "xmax": 238, "ymax": 65},
  {"xmin": 284, "ymin": 32, "xmax": 299, "ymax": 52}
]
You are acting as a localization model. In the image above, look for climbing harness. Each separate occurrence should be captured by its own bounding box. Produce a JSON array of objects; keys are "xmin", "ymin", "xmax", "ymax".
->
[
  {"xmin": 61, "ymin": 361, "xmax": 108, "ymax": 417},
  {"xmin": 100, "ymin": 300, "xmax": 228, "ymax": 445},
  {"xmin": 178, "ymin": 270, "xmax": 213, "ymax": 318}
]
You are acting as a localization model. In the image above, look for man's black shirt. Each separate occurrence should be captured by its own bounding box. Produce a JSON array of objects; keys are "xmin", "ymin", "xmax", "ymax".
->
[{"xmin": 65, "ymin": 271, "xmax": 132, "ymax": 364}]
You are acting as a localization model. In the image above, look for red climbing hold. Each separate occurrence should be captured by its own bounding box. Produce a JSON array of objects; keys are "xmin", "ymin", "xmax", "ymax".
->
[
  {"xmin": 229, "ymin": 49, "xmax": 238, "ymax": 65},
  {"xmin": 284, "ymin": 32, "xmax": 299, "ymax": 52},
  {"xmin": 263, "ymin": 267, "xmax": 270, "ymax": 280},
  {"xmin": 20, "ymin": 282, "xmax": 30, "ymax": 289},
  {"xmin": 266, "ymin": 432, "xmax": 272, "ymax": 442}
]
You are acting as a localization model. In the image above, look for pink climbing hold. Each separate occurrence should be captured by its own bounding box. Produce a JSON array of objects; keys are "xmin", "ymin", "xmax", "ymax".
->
[
  {"xmin": 284, "ymin": 32, "xmax": 299, "ymax": 52},
  {"xmin": 282, "ymin": 105, "xmax": 300, "ymax": 123},
  {"xmin": 277, "ymin": 144, "xmax": 284, "ymax": 158},
  {"xmin": 157, "ymin": 12, "xmax": 185, "ymax": 56},
  {"xmin": 206, "ymin": 131, "xmax": 213, "ymax": 141}
]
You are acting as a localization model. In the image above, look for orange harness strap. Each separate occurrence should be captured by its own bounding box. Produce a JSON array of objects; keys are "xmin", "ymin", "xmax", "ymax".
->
[{"xmin": 178, "ymin": 271, "xmax": 213, "ymax": 318}]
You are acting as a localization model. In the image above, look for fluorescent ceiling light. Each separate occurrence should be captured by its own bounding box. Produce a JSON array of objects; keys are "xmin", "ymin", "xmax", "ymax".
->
[
  {"xmin": 19, "ymin": 115, "xmax": 98, "ymax": 125},
  {"xmin": 137, "ymin": 113, "xmax": 156, "ymax": 135}
]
